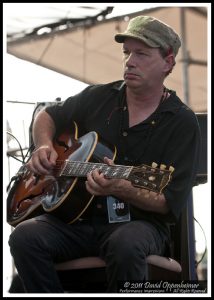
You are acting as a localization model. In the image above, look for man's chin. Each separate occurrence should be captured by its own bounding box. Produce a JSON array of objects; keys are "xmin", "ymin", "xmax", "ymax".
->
[{"xmin": 124, "ymin": 78, "xmax": 141, "ymax": 88}]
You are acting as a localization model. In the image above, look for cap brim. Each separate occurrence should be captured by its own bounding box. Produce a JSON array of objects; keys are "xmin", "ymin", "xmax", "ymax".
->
[{"xmin": 115, "ymin": 33, "xmax": 160, "ymax": 48}]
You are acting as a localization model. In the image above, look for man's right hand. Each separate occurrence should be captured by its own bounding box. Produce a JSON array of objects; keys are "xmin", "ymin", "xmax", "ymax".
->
[{"xmin": 26, "ymin": 144, "xmax": 58, "ymax": 175}]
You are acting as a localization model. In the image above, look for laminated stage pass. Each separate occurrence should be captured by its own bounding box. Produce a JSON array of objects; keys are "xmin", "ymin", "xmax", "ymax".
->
[{"xmin": 107, "ymin": 196, "xmax": 131, "ymax": 223}]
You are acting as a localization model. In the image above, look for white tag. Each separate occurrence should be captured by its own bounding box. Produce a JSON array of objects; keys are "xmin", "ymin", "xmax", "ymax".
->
[{"xmin": 107, "ymin": 196, "xmax": 131, "ymax": 223}]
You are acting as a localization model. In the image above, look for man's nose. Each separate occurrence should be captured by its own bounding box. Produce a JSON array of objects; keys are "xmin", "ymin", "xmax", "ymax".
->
[{"xmin": 125, "ymin": 52, "xmax": 136, "ymax": 67}]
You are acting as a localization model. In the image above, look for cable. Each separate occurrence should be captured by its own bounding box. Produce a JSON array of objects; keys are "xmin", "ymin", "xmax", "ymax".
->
[
  {"xmin": 194, "ymin": 216, "xmax": 207, "ymax": 267},
  {"xmin": 6, "ymin": 131, "xmax": 25, "ymax": 164},
  {"xmin": 23, "ymin": 143, "xmax": 35, "ymax": 163},
  {"xmin": 7, "ymin": 154, "xmax": 24, "ymax": 164},
  {"xmin": 28, "ymin": 102, "xmax": 46, "ymax": 146}
]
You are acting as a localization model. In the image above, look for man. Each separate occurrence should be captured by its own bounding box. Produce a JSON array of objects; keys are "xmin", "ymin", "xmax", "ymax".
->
[{"xmin": 9, "ymin": 15, "xmax": 201, "ymax": 293}]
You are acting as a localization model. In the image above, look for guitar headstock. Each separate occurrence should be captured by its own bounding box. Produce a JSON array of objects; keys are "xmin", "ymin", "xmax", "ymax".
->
[{"xmin": 128, "ymin": 162, "xmax": 174, "ymax": 193}]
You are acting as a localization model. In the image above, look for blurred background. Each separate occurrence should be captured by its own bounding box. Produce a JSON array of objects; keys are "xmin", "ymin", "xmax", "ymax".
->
[{"xmin": 3, "ymin": 3, "xmax": 210, "ymax": 295}]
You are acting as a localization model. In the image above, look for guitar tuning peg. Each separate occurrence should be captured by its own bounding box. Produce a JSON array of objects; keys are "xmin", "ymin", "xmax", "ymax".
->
[
  {"xmin": 160, "ymin": 164, "xmax": 166, "ymax": 170},
  {"xmin": 169, "ymin": 166, "xmax": 175, "ymax": 172},
  {"xmin": 152, "ymin": 162, "xmax": 158, "ymax": 168}
]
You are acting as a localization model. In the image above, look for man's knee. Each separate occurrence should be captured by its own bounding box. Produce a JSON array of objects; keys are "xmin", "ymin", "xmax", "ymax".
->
[
  {"xmin": 106, "ymin": 228, "xmax": 146, "ymax": 264},
  {"xmin": 9, "ymin": 219, "xmax": 39, "ymax": 252}
]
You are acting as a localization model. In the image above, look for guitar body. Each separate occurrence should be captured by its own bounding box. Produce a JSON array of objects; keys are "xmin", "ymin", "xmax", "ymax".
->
[{"xmin": 7, "ymin": 122, "xmax": 116, "ymax": 226}]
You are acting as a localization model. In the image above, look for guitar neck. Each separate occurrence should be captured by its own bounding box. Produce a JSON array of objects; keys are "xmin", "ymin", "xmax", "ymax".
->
[
  {"xmin": 58, "ymin": 160, "xmax": 172, "ymax": 193},
  {"xmin": 60, "ymin": 160, "xmax": 132, "ymax": 180}
]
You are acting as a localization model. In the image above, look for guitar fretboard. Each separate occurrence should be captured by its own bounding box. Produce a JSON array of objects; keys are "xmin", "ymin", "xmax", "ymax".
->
[{"xmin": 60, "ymin": 160, "xmax": 132, "ymax": 179}]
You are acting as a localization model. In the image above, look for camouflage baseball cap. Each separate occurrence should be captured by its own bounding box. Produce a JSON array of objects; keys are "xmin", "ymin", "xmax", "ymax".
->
[{"xmin": 115, "ymin": 15, "xmax": 181, "ymax": 56}]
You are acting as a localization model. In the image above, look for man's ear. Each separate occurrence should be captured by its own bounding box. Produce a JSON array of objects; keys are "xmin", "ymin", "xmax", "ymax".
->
[{"xmin": 164, "ymin": 54, "xmax": 175, "ymax": 73}]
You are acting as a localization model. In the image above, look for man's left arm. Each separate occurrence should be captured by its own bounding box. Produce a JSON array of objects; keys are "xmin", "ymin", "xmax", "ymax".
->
[{"xmin": 85, "ymin": 157, "xmax": 169, "ymax": 215}]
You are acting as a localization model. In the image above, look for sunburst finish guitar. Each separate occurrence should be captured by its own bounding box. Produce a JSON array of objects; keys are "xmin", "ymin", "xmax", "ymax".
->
[{"xmin": 7, "ymin": 122, "xmax": 174, "ymax": 227}]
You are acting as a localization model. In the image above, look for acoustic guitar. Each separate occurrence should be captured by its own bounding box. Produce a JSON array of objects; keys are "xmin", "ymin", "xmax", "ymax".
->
[{"xmin": 7, "ymin": 122, "xmax": 174, "ymax": 227}]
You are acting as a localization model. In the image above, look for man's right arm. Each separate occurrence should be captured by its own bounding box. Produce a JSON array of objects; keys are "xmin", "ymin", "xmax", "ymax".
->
[{"xmin": 27, "ymin": 110, "xmax": 58, "ymax": 175}]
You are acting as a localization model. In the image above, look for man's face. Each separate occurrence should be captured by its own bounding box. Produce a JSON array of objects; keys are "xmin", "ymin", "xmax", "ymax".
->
[{"xmin": 122, "ymin": 38, "xmax": 171, "ymax": 89}]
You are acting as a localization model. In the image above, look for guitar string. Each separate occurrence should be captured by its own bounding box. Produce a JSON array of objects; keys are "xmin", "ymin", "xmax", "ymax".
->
[
  {"xmin": 22, "ymin": 162, "xmax": 167, "ymax": 191},
  {"xmin": 23, "ymin": 160, "xmax": 167, "ymax": 177},
  {"xmin": 51, "ymin": 161, "xmax": 162, "ymax": 173},
  {"xmin": 24, "ymin": 160, "xmax": 165, "ymax": 177}
]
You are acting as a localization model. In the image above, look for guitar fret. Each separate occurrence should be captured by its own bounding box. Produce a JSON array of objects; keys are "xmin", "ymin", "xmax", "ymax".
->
[
  {"xmin": 60, "ymin": 160, "xmax": 70, "ymax": 176},
  {"xmin": 71, "ymin": 162, "xmax": 81, "ymax": 175},
  {"xmin": 74, "ymin": 163, "xmax": 81, "ymax": 174},
  {"xmin": 103, "ymin": 166, "xmax": 111, "ymax": 176},
  {"xmin": 60, "ymin": 161, "xmax": 132, "ymax": 179},
  {"xmin": 59, "ymin": 160, "xmax": 169, "ymax": 193},
  {"xmin": 87, "ymin": 163, "xmax": 104, "ymax": 174},
  {"xmin": 71, "ymin": 162, "xmax": 84, "ymax": 176},
  {"xmin": 77, "ymin": 162, "xmax": 86, "ymax": 175},
  {"xmin": 103, "ymin": 166, "xmax": 131, "ymax": 179}
]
